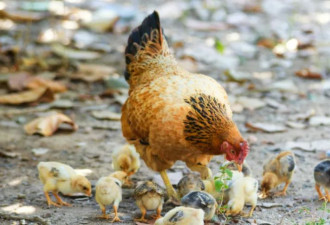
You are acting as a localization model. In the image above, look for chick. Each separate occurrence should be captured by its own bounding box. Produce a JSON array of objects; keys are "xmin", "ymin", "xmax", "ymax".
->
[
  {"xmin": 222, "ymin": 161, "xmax": 252, "ymax": 177},
  {"xmin": 260, "ymin": 151, "xmax": 296, "ymax": 198},
  {"xmin": 177, "ymin": 173, "xmax": 205, "ymax": 198},
  {"xmin": 155, "ymin": 206, "xmax": 204, "ymax": 225},
  {"xmin": 314, "ymin": 160, "xmax": 330, "ymax": 201},
  {"xmin": 226, "ymin": 176, "xmax": 258, "ymax": 217},
  {"xmin": 134, "ymin": 181, "xmax": 165, "ymax": 222},
  {"xmin": 181, "ymin": 191, "xmax": 216, "ymax": 221},
  {"xmin": 95, "ymin": 171, "xmax": 127, "ymax": 222},
  {"xmin": 112, "ymin": 144, "xmax": 140, "ymax": 186},
  {"xmin": 37, "ymin": 161, "xmax": 91, "ymax": 207}
]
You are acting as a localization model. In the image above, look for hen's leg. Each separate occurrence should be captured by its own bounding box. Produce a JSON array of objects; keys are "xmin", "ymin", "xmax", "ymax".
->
[
  {"xmin": 44, "ymin": 192, "xmax": 61, "ymax": 207},
  {"xmin": 315, "ymin": 184, "xmax": 325, "ymax": 200},
  {"xmin": 53, "ymin": 192, "xmax": 72, "ymax": 206},
  {"xmin": 160, "ymin": 170, "xmax": 180, "ymax": 204}
]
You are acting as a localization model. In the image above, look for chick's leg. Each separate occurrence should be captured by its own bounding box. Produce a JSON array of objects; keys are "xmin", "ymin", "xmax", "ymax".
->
[
  {"xmin": 134, "ymin": 206, "xmax": 147, "ymax": 222},
  {"xmin": 151, "ymin": 206, "xmax": 162, "ymax": 220},
  {"xmin": 325, "ymin": 189, "xmax": 330, "ymax": 202},
  {"xmin": 160, "ymin": 170, "xmax": 180, "ymax": 204},
  {"xmin": 111, "ymin": 205, "xmax": 120, "ymax": 222},
  {"xmin": 315, "ymin": 184, "xmax": 325, "ymax": 200},
  {"xmin": 53, "ymin": 192, "xmax": 72, "ymax": 206},
  {"xmin": 242, "ymin": 205, "xmax": 256, "ymax": 217},
  {"xmin": 98, "ymin": 205, "xmax": 110, "ymax": 219},
  {"xmin": 275, "ymin": 181, "xmax": 290, "ymax": 196},
  {"xmin": 44, "ymin": 192, "xmax": 60, "ymax": 207}
]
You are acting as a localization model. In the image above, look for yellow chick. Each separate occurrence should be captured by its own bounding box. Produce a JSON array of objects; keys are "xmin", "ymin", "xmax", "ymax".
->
[
  {"xmin": 134, "ymin": 181, "xmax": 165, "ymax": 222},
  {"xmin": 112, "ymin": 144, "xmax": 140, "ymax": 185},
  {"xmin": 260, "ymin": 151, "xmax": 296, "ymax": 198},
  {"xmin": 226, "ymin": 176, "xmax": 258, "ymax": 217},
  {"xmin": 95, "ymin": 171, "xmax": 127, "ymax": 222},
  {"xmin": 314, "ymin": 159, "xmax": 330, "ymax": 201},
  {"xmin": 37, "ymin": 161, "xmax": 91, "ymax": 207},
  {"xmin": 177, "ymin": 173, "xmax": 205, "ymax": 198},
  {"xmin": 155, "ymin": 206, "xmax": 204, "ymax": 225}
]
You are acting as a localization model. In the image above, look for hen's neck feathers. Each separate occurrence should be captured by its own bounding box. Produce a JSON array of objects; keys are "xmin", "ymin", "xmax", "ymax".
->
[{"xmin": 184, "ymin": 94, "xmax": 243, "ymax": 153}]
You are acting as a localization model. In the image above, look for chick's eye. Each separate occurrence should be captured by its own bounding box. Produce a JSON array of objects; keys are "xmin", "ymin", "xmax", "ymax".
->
[{"xmin": 83, "ymin": 187, "xmax": 88, "ymax": 191}]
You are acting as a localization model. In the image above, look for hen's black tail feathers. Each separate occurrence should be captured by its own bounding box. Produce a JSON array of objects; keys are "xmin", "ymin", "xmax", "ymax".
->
[{"xmin": 124, "ymin": 11, "xmax": 164, "ymax": 81}]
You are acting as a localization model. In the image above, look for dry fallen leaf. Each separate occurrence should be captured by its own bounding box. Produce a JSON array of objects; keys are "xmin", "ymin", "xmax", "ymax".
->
[
  {"xmin": 71, "ymin": 64, "xmax": 116, "ymax": 82},
  {"xmin": 0, "ymin": 10, "xmax": 46, "ymax": 22},
  {"xmin": 8, "ymin": 73, "xmax": 67, "ymax": 93},
  {"xmin": 26, "ymin": 77, "xmax": 67, "ymax": 93},
  {"xmin": 295, "ymin": 68, "xmax": 322, "ymax": 80},
  {"xmin": 0, "ymin": 87, "xmax": 54, "ymax": 105},
  {"xmin": 91, "ymin": 110, "xmax": 121, "ymax": 120},
  {"xmin": 52, "ymin": 44, "xmax": 101, "ymax": 60},
  {"xmin": 24, "ymin": 113, "xmax": 78, "ymax": 136},
  {"xmin": 245, "ymin": 122, "xmax": 287, "ymax": 133}
]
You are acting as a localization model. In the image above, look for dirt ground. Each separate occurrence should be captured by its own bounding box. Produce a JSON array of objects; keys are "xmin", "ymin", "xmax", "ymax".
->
[{"xmin": 1, "ymin": 0, "xmax": 330, "ymax": 224}]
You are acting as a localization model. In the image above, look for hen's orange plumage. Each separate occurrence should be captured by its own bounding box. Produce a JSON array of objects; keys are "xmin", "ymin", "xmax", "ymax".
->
[{"xmin": 122, "ymin": 11, "xmax": 249, "ymax": 200}]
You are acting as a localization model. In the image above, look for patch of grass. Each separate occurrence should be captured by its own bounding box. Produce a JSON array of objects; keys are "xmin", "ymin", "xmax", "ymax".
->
[
  {"xmin": 305, "ymin": 218, "xmax": 326, "ymax": 225},
  {"xmin": 214, "ymin": 165, "xmax": 233, "ymax": 216}
]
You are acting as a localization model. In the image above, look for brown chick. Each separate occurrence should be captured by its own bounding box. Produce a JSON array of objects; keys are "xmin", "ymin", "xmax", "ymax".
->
[
  {"xmin": 122, "ymin": 11, "xmax": 249, "ymax": 202},
  {"xmin": 155, "ymin": 206, "xmax": 204, "ymax": 225},
  {"xmin": 134, "ymin": 181, "xmax": 165, "ymax": 222},
  {"xmin": 112, "ymin": 144, "xmax": 140, "ymax": 186},
  {"xmin": 37, "ymin": 162, "xmax": 91, "ymax": 207},
  {"xmin": 177, "ymin": 173, "xmax": 205, "ymax": 198},
  {"xmin": 314, "ymin": 160, "xmax": 330, "ymax": 201},
  {"xmin": 260, "ymin": 151, "xmax": 296, "ymax": 198},
  {"xmin": 95, "ymin": 172, "xmax": 127, "ymax": 222}
]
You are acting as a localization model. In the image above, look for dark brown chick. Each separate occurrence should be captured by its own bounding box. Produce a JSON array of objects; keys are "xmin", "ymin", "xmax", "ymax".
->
[
  {"xmin": 260, "ymin": 151, "xmax": 296, "ymax": 198},
  {"xmin": 314, "ymin": 160, "xmax": 330, "ymax": 201},
  {"xmin": 134, "ymin": 181, "xmax": 165, "ymax": 222},
  {"xmin": 223, "ymin": 161, "xmax": 252, "ymax": 177},
  {"xmin": 177, "ymin": 173, "xmax": 205, "ymax": 198}
]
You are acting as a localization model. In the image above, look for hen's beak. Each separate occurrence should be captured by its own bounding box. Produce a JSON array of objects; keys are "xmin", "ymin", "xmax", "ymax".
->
[{"xmin": 236, "ymin": 163, "xmax": 242, "ymax": 172}]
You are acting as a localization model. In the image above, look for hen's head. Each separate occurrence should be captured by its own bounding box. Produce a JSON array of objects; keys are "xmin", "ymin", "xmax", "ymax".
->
[{"xmin": 221, "ymin": 140, "xmax": 249, "ymax": 165}]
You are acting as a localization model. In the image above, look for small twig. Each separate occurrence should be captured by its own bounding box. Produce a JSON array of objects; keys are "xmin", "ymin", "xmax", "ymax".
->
[{"xmin": 0, "ymin": 211, "xmax": 50, "ymax": 225}]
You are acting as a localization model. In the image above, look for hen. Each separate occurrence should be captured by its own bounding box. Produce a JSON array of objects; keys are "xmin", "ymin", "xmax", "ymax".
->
[{"xmin": 122, "ymin": 11, "xmax": 249, "ymax": 201}]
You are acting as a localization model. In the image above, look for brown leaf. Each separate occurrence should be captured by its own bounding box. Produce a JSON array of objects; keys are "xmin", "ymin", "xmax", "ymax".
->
[
  {"xmin": 245, "ymin": 122, "xmax": 287, "ymax": 133},
  {"xmin": 24, "ymin": 113, "xmax": 78, "ymax": 136},
  {"xmin": 8, "ymin": 73, "xmax": 31, "ymax": 91},
  {"xmin": 8, "ymin": 73, "xmax": 67, "ymax": 93},
  {"xmin": 71, "ymin": 64, "xmax": 115, "ymax": 82},
  {"xmin": 257, "ymin": 38, "xmax": 276, "ymax": 49},
  {"xmin": 0, "ymin": 10, "xmax": 46, "ymax": 22},
  {"xmin": 295, "ymin": 68, "xmax": 322, "ymax": 80},
  {"xmin": 26, "ymin": 77, "xmax": 67, "ymax": 93},
  {"xmin": 0, "ymin": 87, "xmax": 54, "ymax": 105}
]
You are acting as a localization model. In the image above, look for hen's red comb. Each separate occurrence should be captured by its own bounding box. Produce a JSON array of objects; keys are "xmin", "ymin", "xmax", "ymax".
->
[{"xmin": 241, "ymin": 141, "xmax": 249, "ymax": 158}]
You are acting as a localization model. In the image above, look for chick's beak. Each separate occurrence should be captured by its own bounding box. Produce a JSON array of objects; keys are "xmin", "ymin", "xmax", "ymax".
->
[
  {"xmin": 236, "ymin": 163, "xmax": 242, "ymax": 172},
  {"xmin": 86, "ymin": 190, "xmax": 92, "ymax": 197}
]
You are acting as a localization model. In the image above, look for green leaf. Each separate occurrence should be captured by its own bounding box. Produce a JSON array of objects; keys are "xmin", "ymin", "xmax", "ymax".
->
[
  {"xmin": 214, "ymin": 179, "xmax": 224, "ymax": 192},
  {"xmin": 215, "ymin": 39, "xmax": 225, "ymax": 54}
]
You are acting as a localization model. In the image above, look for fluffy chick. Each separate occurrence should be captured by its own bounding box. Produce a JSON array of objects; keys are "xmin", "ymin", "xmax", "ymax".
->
[
  {"xmin": 134, "ymin": 181, "xmax": 165, "ymax": 222},
  {"xmin": 226, "ymin": 176, "xmax": 258, "ymax": 217},
  {"xmin": 260, "ymin": 151, "xmax": 296, "ymax": 198},
  {"xmin": 222, "ymin": 161, "xmax": 252, "ymax": 177},
  {"xmin": 95, "ymin": 172, "xmax": 127, "ymax": 222},
  {"xmin": 181, "ymin": 191, "xmax": 216, "ymax": 221},
  {"xmin": 314, "ymin": 160, "xmax": 330, "ymax": 201},
  {"xmin": 112, "ymin": 144, "xmax": 140, "ymax": 176},
  {"xmin": 155, "ymin": 206, "xmax": 204, "ymax": 225},
  {"xmin": 37, "ymin": 161, "xmax": 91, "ymax": 207},
  {"xmin": 178, "ymin": 173, "xmax": 205, "ymax": 198}
]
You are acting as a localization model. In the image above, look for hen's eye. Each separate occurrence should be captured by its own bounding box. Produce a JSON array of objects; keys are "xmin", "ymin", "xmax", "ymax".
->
[{"xmin": 230, "ymin": 150, "xmax": 235, "ymax": 154}]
